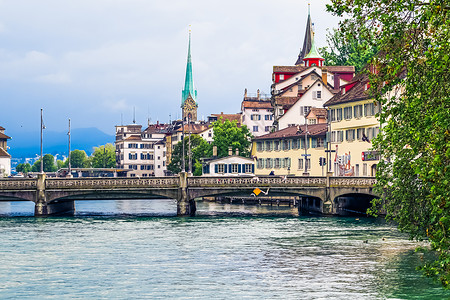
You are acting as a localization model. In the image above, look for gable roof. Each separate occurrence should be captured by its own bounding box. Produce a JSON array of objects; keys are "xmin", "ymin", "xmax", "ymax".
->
[
  {"xmin": 254, "ymin": 123, "xmax": 327, "ymax": 140},
  {"xmin": 211, "ymin": 113, "xmax": 241, "ymax": 124},
  {"xmin": 306, "ymin": 107, "xmax": 327, "ymax": 119},
  {"xmin": 324, "ymin": 74, "xmax": 371, "ymax": 107},
  {"xmin": 242, "ymin": 100, "xmax": 272, "ymax": 109},
  {"xmin": 0, "ymin": 147, "xmax": 10, "ymax": 157},
  {"xmin": 0, "ymin": 132, "xmax": 11, "ymax": 140}
]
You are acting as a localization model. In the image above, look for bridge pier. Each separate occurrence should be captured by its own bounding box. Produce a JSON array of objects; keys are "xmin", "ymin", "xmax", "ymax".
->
[
  {"xmin": 177, "ymin": 172, "xmax": 196, "ymax": 216},
  {"xmin": 34, "ymin": 173, "xmax": 75, "ymax": 216}
]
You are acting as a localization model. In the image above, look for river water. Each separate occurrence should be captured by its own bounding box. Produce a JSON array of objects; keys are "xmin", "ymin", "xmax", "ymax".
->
[{"xmin": 0, "ymin": 199, "xmax": 449, "ymax": 299}]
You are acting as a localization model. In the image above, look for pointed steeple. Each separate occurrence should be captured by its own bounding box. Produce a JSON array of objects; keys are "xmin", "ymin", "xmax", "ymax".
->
[
  {"xmin": 303, "ymin": 32, "xmax": 324, "ymax": 67},
  {"xmin": 295, "ymin": 3, "xmax": 313, "ymax": 65},
  {"xmin": 181, "ymin": 27, "xmax": 197, "ymax": 107}
]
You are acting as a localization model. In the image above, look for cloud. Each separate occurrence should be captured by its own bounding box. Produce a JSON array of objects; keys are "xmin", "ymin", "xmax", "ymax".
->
[
  {"xmin": 102, "ymin": 98, "xmax": 131, "ymax": 113},
  {"xmin": 35, "ymin": 72, "xmax": 71, "ymax": 84}
]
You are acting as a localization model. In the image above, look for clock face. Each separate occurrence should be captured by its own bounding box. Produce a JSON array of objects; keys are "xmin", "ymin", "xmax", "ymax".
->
[{"xmin": 184, "ymin": 97, "xmax": 196, "ymax": 112}]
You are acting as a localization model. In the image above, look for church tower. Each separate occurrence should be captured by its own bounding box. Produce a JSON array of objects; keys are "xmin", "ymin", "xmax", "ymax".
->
[
  {"xmin": 295, "ymin": 4, "xmax": 313, "ymax": 66},
  {"xmin": 181, "ymin": 28, "xmax": 198, "ymax": 122}
]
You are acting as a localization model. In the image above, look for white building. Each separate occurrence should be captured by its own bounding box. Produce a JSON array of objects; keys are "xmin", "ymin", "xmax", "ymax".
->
[
  {"xmin": 0, "ymin": 126, "xmax": 11, "ymax": 177},
  {"xmin": 241, "ymin": 89, "xmax": 273, "ymax": 136},
  {"xmin": 202, "ymin": 154, "xmax": 255, "ymax": 176},
  {"xmin": 115, "ymin": 123, "xmax": 169, "ymax": 177}
]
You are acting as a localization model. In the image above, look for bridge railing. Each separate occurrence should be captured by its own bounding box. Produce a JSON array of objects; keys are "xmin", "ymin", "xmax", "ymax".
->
[
  {"xmin": 0, "ymin": 178, "xmax": 37, "ymax": 190},
  {"xmin": 329, "ymin": 177, "xmax": 376, "ymax": 187},
  {"xmin": 45, "ymin": 177, "xmax": 180, "ymax": 189},
  {"xmin": 188, "ymin": 176, "xmax": 327, "ymax": 187}
]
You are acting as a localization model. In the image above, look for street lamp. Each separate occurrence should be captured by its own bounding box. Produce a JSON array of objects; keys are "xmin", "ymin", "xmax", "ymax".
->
[{"xmin": 40, "ymin": 108, "xmax": 44, "ymax": 173}]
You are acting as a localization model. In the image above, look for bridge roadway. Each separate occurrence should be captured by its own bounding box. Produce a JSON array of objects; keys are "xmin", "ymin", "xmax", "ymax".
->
[{"xmin": 0, "ymin": 173, "xmax": 377, "ymax": 216}]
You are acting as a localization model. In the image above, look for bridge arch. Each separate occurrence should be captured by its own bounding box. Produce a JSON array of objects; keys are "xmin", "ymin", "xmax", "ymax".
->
[{"xmin": 332, "ymin": 192, "xmax": 378, "ymax": 216}]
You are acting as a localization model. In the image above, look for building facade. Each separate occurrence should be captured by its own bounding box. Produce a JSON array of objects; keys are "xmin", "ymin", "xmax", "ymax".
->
[
  {"xmin": 324, "ymin": 74, "xmax": 381, "ymax": 177},
  {"xmin": 241, "ymin": 89, "xmax": 273, "ymax": 136},
  {"xmin": 0, "ymin": 126, "xmax": 11, "ymax": 177},
  {"xmin": 202, "ymin": 154, "xmax": 255, "ymax": 176},
  {"xmin": 251, "ymin": 124, "xmax": 328, "ymax": 176}
]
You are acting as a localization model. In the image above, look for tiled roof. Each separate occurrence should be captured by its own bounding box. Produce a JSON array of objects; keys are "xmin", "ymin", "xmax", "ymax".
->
[
  {"xmin": 211, "ymin": 113, "xmax": 241, "ymax": 123},
  {"xmin": 324, "ymin": 74, "xmax": 371, "ymax": 107},
  {"xmin": 125, "ymin": 135, "xmax": 142, "ymax": 141},
  {"xmin": 0, "ymin": 132, "xmax": 11, "ymax": 139},
  {"xmin": 327, "ymin": 66, "xmax": 355, "ymax": 73},
  {"xmin": 0, "ymin": 147, "xmax": 10, "ymax": 157},
  {"xmin": 275, "ymin": 97, "xmax": 299, "ymax": 110},
  {"xmin": 177, "ymin": 123, "xmax": 211, "ymax": 134},
  {"xmin": 254, "ymin": 123, "xmax": 327, "ymax": 140},
  {"xmin": 307, "ymin": 108, "xmax": 327, "ymax": 119},
  {"xmin": 0, "ymin": 126, "xmax": 5, "ymax": 130},
  {"xmin": 242, "ymin": 100, "xmax": 273, "ymax": 109},
  {"xmin": 143, "ymin": 123, "xmax": 170, "ymax": 134}
]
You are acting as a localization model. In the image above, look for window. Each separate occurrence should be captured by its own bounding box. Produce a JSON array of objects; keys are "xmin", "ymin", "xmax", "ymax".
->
[
  {"xmin": 298, "ymin": 158, "xmax": 304, "ymax": 170},
  {"xmin": 364, "ymin": 103, "xmax": 375, "ymax": 116},
  {"xmin": 311, "ymin": 74, "xmax": 317, "ymax": 81},
  {"xmin": 316, "ymin": 137, "xmax": 325, "ymax": 148},
  {"xmin": 354, "ymin": 105, "xmax": 363, "ymax": 118},
  {"xmin": 279, "ymin": 74, "xmax": 284, "ymax": 80},
  {"xmin": 330, "ymin": 131, "xmax": 336, "ymax": 143},
  {"xmin": 217, "ymin": 163, "xmax": 226, "ymax": 173},
  {"xmin": 251, "ymin": 114, "xmax": 261, "ymax": 121},
  {"xmin": 244, "ymin": 164, "xmax": 253, "ymax": 173},
  {"xmin": 308, "ymin": 119, "xmax": 317, "ymax": 125},
  {"xmin": 292, "ymin": 139, "xmax": 299, "ymax": 149},
  {"xmin": 253, "ymin": 126, "xmax": 259, "ymax": 132},
  {"xmin": 337, "ymin": 131, "xmax": 344, "ymax": 143},
  {"xmin": 357, "ymin": 128, "xmax": 365, "ymax": 141},
  {"xmin": 284, "ymin": 158, "xmax": 291, "ymax": 168},
  {"xmin": 265, "ymin": 114, "xmax": 273, "ymax": 120},
  {"xmin": 208, "ymin": 132, "xmax": 212, "ymax": 137},
  {"xmin": 274, "ymin": 158, "xmax": 281, "ymax": 168},
  {"xmin": 265, "ymin": 126, "xmax": 270, "ymax": 132},
  {"xmin": 346, "ymin": 129, "xmax": 356, "ymax": 142},
  {"xmin": 256, "ymin": 142, "xmax": 263, "ymax": 152},
  {"xmin": 257, "ymin": 159, "xmax": 264, "ymax": 169},
  {"xmin": 129, "ymin": 153, "xmax": 137, "ymax": 160},
  {"xmin": 306, "ymin": 158, "xmax": 311, "ymax": 170},
  {"xmin": 312, "ymin": 90, "xmax": 322, "ymax": 99},
  {"xmin": 344, "ymin": 107, "xmax": 352, "ymax": 120},
  {"xmin": 301, "ymin": 106, "xmax": 312, "ymax": 116},
  {"xmin": 266, "ymin": 158, "xmax": 273, "ymax": 168},
  {"xmin": 336, "ymin": 108, "xmax": 343, "ymax": 121},
  {"xmin": 274, "ymin": 140, "xmax": 280, "ymax": 151},
  {"xmin": 231, "ymin": 164, "xmax": 239, "ymax": 173},
  {"xmin": 265, "ymin": 141, "xmax": 273, "ymax": 151},
  {"xmin": 330, "ymin": 109, "xmax": 336, "ymax": 121},
  {"xmin": 282, "ymin": 140, "xmax": 290, "ymax": 150},
  {"xmin": 298, "ymin": 83, "xmax": 303, "ymax": 90}
]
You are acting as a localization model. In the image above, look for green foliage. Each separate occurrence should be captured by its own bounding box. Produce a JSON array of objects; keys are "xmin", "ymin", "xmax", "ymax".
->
[
  {"xmin": 16, "ymin": 163, "xmax": 32, "ymax": 174},
  {"xmin": 91, "ymin": 144, "xmax": 116, "ymax": 168},
  {"xmin": 328, "ymin": 0, "xmax": 450, "ymax": 288},
  {"xmin": 319, "ymin": 28, "xmax": 377, "ymax": 73},
  {"xmin": 168, "ymin": 134, "xmax": 212, "ymax": 174},
  {"xmin": 212, "ymin": 118, "xmax": 253, "ymax": 158},
  {"xmin": 56, "ymin": 160, "xmax": 65, "ymax": 170},
  {"xmin": 31, "ymin": 154, "xmax": 57, "ymax": 172},
  {"xmin": 67, "ymin": 150, "xmax": 88, "ymax": 168}
]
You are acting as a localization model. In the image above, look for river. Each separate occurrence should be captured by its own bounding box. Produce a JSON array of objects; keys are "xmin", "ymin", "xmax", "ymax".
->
[{"xmin": 0, "ymin": 199, "xmax": 449, "ymax": 299}]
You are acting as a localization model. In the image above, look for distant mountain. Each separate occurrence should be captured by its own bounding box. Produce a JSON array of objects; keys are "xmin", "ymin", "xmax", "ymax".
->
[{"xmin": 7, "ymin": 127, "xmax": 115, "ymax": 158}]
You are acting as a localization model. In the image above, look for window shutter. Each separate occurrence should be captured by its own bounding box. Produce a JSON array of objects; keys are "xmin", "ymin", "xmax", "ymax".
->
[
  {"xmin": 228, "ymin": 164, "xmax": 232, "ymax": 173},
  {"xmin": 238, "ymin": 164, "xmax": 242, "ymax": 173},
  {"xmin": 252, "ymin": 164, "xmax": 255, "ymax": 173},
  {"xmin": 215, "ymin": 164, "xmax": 218, "ymax": 174}
]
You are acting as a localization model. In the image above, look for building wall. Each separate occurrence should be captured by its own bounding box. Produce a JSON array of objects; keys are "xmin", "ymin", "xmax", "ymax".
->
[
  {"xmin": 204, "ymin": 156, "xmax": 255, "ymax": 176},
  {"xmin": 0, "ymin": 157, "xmax": 11, "ymax": 177},
  {"xmin": 252, "ymin": 136, "xmax": 327, "ymax": 176},
  {"xmin": 242, "ymin": 107, "xmax": 274, "ymax": 136},
  {"xmin": 328, "ymin": 98, "xmax": 380, "ymax": 177},
  {"xmin": 154, "ymin": 143, "xmax": 166, "ymax": 176},
  {"xmin": 278, "ymin": 81, "xmax": 334, "ymax": 129}
]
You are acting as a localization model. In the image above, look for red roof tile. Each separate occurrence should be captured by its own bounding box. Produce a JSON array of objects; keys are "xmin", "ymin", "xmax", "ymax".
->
[
  {"xmin": 0, "ymin": 132, "xmax": 11, "ymax": 140},
  {"xmin": 242, "ymin": 100, "xmax": 273, "ymax": 109},
  {"xmin": 254, "ymin": 123, "xmax": 327, "ymax": 140}
]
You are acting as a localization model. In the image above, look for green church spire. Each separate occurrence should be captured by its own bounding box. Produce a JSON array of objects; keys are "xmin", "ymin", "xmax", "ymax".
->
[{"xmin": 181, "ymin": 28, "xmax": 197, "ymax": 107}]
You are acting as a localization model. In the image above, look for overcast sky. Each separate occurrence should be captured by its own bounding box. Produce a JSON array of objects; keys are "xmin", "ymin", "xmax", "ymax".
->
[{"xmin": 0, "ymin": 0, "xmax": 341, "ymax": 135}]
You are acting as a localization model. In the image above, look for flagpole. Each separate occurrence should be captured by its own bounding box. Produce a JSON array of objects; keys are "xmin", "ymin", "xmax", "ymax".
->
[
  {"xmin": 68, "ymin": 118, "xmax": 71, "ymax": 176},
  {"xmin": 40, "ymin": 108, "xmax": 44, "ymax": 173}
]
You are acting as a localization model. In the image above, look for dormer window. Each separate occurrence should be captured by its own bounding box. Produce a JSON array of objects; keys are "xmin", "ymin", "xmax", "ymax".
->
[{"xmin": 279, "ymin": 74, "xmax": 284, "ymax": 80}]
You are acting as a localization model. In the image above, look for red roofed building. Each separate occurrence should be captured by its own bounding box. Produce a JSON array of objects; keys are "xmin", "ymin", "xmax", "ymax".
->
[{"xmin": 240, "ymin": 89, "xmax": 274, "ymax": 136}]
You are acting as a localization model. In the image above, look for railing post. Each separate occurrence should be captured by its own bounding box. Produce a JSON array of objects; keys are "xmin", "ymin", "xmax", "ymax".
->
[{"xmin": 177, "ymin": 172, "xmax": 196, "ymax": 216}]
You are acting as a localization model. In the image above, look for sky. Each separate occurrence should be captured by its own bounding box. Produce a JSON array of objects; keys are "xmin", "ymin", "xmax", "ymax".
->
[{"xmin": 0, "ymin": 0, "xmax": 341, "ymax": 135}]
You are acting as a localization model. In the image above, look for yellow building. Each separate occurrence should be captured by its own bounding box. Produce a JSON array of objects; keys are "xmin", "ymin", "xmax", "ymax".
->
[
  {"xmin": 251, "ymin": 123, "xmax": 328, "ymax": 176},
  {"xmin": 324, "ymin": 74, "xmax": 380, "ymax": 177}
]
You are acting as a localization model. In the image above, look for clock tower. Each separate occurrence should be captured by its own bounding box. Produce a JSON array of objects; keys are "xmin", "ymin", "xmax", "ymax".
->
[{"xmin": 181, "ymin": 28, "xmax": 198, "ymax": 122}]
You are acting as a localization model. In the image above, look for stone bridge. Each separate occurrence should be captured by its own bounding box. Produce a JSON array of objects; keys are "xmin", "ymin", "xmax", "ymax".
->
[{"xmin": 0, "ymin": 173, "xmax": 378, "ymax": 216}]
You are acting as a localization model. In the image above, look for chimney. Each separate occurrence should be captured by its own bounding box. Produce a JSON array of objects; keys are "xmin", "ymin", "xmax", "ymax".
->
[
  {"xmin": 235, "ymin": 148, "xmax": 239, "ymax": 156},
  {"xmin": 322, "ymin": 67, "xmax": 328, "ymax": 86},
  {"xmin": 213, "ymin": 145, "xmax": 217, "ymax": 157},
  {"xmin": 257, "ymin": 89, "xmax": 260, "ymax": 100},
  {"xmin": 228, "ymin": 146, "xmax": 233, "ymax": 156},
  {"xmin": 334, "ymin": 73, "xmax": 340, "ymax": 90},
  {"xmin": 244, "ymin": 88, "xmax": 248, "ymax": 98}
]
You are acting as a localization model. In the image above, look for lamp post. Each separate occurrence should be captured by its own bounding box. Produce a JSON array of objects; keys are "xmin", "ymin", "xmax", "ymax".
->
[
  {"xmin": 302, "ymin": 120, "xmax": 310, "ymax": 176},
  {"xmin": 40, "ymin": 108, "xmax": 44, "ymax": 173},
  {"xmin": 68, "ymin": 118, "xmax": 71, "ymax": 177},
  {"xmin": 188, "ymin": 113, "xmax": 192, "ymax": 174},
  {"xmin": 182, "ymin": 117, "xmax": 186, "ymax": 172}
]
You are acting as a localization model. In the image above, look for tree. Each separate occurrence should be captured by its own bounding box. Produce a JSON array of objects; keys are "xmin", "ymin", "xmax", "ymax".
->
[
  {"xmin": 212, "ymin": 118, "xmax": 253, "ymax": 158},
  {"xmin": 319, "ymin": 28, "xmax": 377, "ymax": 73},
  {"xmin": 16, "ymin": 163, "xmax": 32, "ymax": 174},
  {"xmin": 327, "ymin": 0, "xmax": 450, "ymax": 288},
  {"xmin": 168, "ymin": 134, "xmax": 212, "ymax": 174},
  {"xmin": 66, "ymin": 150, "xmax": 88, "ymax": 168},
  {"xmin": 91, "ymin": 144, "xmax": 116, "ymax": 168},
  {"xmin": 31, "ymin": 154, "xmax": 57, "ymax": 172},
  {"xmin": 56, "ymin": 160, "xmax": 65, "ymax": 170}
]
